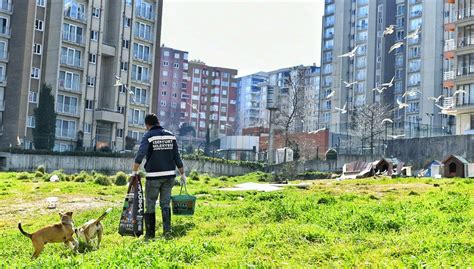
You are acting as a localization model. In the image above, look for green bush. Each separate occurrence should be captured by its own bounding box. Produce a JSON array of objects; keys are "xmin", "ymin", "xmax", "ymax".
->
[
  {"xmin": 189, "ymin": 170, "xmax": 200, "ymax": 181},
  {"xmin": 115, "ymin": 172, "xmax": 128, "ymax": 186},
  {"xmin": 218, "ymin": 176, "xmax": 228, "ymax": 181},
  {"xmin": 94, "ymin": 174, "xmax": 112, "ymax": 186},
  {"xmin": 51, "ymin": 170, "xmax": 66, "ymax": 181},
  {"xmin": 296, "ymin": 171, "xmax": 332, "ymax": 180},
  {"xmin": 16, "ymin": 172, "xmax": 29, "ymax": 180},
  {"xmin": 35, "ymin": 171, "xmax": 44, "ymax": 178},
  {"xmin": 36, "ymin": 165, "xmax": 45, "ymax": 174}
]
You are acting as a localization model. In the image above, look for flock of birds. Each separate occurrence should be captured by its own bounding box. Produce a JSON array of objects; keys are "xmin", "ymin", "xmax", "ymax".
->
[{"xmin": 320, "ymin": 24, "xmax": 466, "ymax": 139}]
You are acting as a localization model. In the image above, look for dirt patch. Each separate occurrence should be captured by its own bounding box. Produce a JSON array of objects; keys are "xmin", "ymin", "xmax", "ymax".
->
[{"xmin": 0, "ymin": 195, "xmax": 120, "ymax": 229}]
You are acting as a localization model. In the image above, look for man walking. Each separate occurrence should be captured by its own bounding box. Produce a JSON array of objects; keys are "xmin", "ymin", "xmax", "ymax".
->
[{"xmin": 133, "ymin": 114, "xmax": 186, "ymax": 239}]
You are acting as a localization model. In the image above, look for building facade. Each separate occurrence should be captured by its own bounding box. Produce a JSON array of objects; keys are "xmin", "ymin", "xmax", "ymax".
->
[
  {"xmin": 0, "ymin": 0, "xmax": 163, "ymax": 151},
  {"xmin": 183, "ymin": 60, "xmax": 238, "ymax": 140},
  {"xmin": 156, "ymin": 45, "xmax": 189, "ymax": 133},
  {"xmin": 236, "ymin": 72, "xmax": 269, "ymax": 134},
  {"xmin": 443, "ymin": 0, "xmax": 474, "ymax": 135},
  {"xmin": 320, "ymin": 0, "xmax": 444, "ymax": 137}
]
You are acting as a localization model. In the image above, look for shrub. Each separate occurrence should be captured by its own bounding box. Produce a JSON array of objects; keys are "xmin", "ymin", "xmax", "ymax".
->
[
  {"xmin": 94, "ymin": 174, "xmax": 112, "ymax": 186},
  {"xmin": 35, "ymin": 172, "xmax": 44, "ymax": 178},
  {"xmin": 51, "ymin": 170, "xmax": 66, "ymax": 181},
  {"xmin": 16, "ymin": 172, "xmax": 29, "ymax": 180},
  {"xmin": 296, "ymin": 171, "xmax": 332, "ymax": 180},
  {"xmin": 218, "ymin": 176, "xmax": 228, "ymax": 181},
  {"xmin": 115, "ymin": 172, "xmax": 128, "ymax": 186},
  {"xmin": 36, "ymin": 165, "xmax": 45, "ymax": 174},
  {"xmin": 189, "ymin": 170, "xmax": 200, "ymax": 181}
]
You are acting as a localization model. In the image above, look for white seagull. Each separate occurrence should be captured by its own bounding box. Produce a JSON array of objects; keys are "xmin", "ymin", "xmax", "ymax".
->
[
  {"xmin": 388, "ymin": 134, "xmax": 406, "ymax": 139},
  {"xmin": 436, "ymin": 104, "xmax": 457, "ymax": 115},
  {"xmin": 383, "ymin": 25, "xmax": 396, "ymax": 36},
  {"xmin": 309, "ymin": 127, "xmax": 327, "ymax": 134},
  {"xmin": 381, "ymin": 76, "xmax": 395, "ymax": 88},
  {"xmin": 453, "ymin": 89, "xmax": 467, "ymax": 96},
  {"xmin": 381, "ymin": 118, "xmax": 394, "ymax": 124},
  {"xmin": 405, "ymin": 26, "xmax": 421, "ymax": 40},
  {"xmin": 428, "ymin": 95, "xmax": 444, "ymax": 103},
  {"xmin": 326, "ymin": 90, "xmax": 335, "ymax": 99},
  {"xmin": 397, "ymin": 99, "xmax": 409, "ymax": 109},
  {"xmin": 335, "ymin": 102, "xmax": 347, "ymax": 114},
  {"xmin": 343, "ymin": 80, "xmax": 358, "ymax": 88},
  {"xmin": 389, "ymin": 41, "xmax": 404, "ymax": 53},
  {"xmin": 338, "ymin": 45, "xmax": 359, "ymax": 58},
  {"xmin": 402, "ymin": 89, "xmax": 422, "ymax": 97},
  {"xmin": 372, "ymin": 87, "xmax": 387, "ymax": 94}
]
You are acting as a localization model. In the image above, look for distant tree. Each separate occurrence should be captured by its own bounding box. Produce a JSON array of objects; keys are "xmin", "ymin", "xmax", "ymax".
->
[
  {"xmin": 204, "ymin": 127, "xmax": 211, "ymax": 156},
  {"xmin": 75, "ymin": 131, "xmax": 84, "ymax": 151},
  {"xmin": 32, "ymin": 84, "xmax": 57, "ymax": 150},
  {"xmin": 288, "ymin": 140, "xmax": 300, "ymax": 160},
  {"xmin": 178, "ymin": 123, "xmax": 196, "ymax": 137},
  {"xmin": 125, "ymin": 136, "xmax": 137, "ymax": 151}
]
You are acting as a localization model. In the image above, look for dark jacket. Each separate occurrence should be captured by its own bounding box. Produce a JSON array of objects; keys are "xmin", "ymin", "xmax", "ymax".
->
[{"xmin": 134, "ymin": 125, "xmax": 183, "ymax": 179}]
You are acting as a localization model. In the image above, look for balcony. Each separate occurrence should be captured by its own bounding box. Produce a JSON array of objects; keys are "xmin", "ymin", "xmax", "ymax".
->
[
  {"xmin": 62, "ymin": 32, "xmax": 84, "ymax": 46},
  {"xmin": 64, "ymin": 10, "xmax": 86, "ymax": 23},
  {"xmin": 0, "ymin": 2, "xmax": 12, "ymax": 14},
  {"xmin": 444, "ymin": 70, "xmax": 455, "ymax": 80},
  {"xmin": 60, "ymin": 56, "xmax": 83, "ymax": 69},
  {"xmin": 58, "ymin": 80, "xmax": 81, "ymax": 93},
  {"xmin": 56, "ymin": 104, "xmax": 80, "ymax": 117},
  {"xmin": 444, "ymin": 39, "xmax": 456, "ymax": 52},
  {"xmin": 0, "ymin": 27, "xmax": 11, "ymax": 38},
  {"xmin": 95, "ymin": 108, "xmax": 124, "ymax": 123},
  {"xmin": 102, "ymin": 42, "xmax": 116, "ymax": 57}
]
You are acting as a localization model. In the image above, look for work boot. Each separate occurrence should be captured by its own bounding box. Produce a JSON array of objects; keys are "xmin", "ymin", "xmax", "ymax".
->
[
  {"xmin": 144, "ymin": 212, "xmax": 155, "ymax": 241},
  {"xmin": 161, "ymin": 207, "xmax": 172, "ymax": 239}
]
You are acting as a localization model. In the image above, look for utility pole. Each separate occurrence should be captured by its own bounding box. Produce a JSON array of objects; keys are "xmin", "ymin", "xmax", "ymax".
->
[{"xmin": 266, "ymin": 84, "xmax": 278, "ymax": 164}]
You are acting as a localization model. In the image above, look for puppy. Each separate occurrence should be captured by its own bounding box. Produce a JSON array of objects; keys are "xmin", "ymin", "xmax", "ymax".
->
[
  {"xmin": 18, "ymin": 212, "xmax": 77, "ymax": 259},
  {"xmin": 75, "ymin": 208, "xmax": 112, "ymax": 249}
]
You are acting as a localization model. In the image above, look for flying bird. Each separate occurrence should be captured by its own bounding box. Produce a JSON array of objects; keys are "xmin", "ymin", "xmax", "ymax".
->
[
  {"xmin": 381, "ymin": 118, "xmax": 394, "ymax": 124},
  {"xmin": 309, "ymin": 127, "xmax": 327, "ymax": 134},
  {"xmin": 326, "ymin": 90, "xmax": 335, "ymax": 99},
  {"xmin": 453, "ymin": 89, "xmax": 467, "ymax": 96},
  {"xmin": 335, "ymin": 102, "xmax": 347, "ymax": 114},
  {"xmin": 383, "ymin": 25, "xmax": 396, "ymax": 36},
  {"xmin": 388, "ymin": 134, "xmax": 405, "ymax": 139},
  {"xmin": 402, "ymin": 89, "xmax": 422, "ymax": 97},
  {"xmin": 436, "ymin": 104, "xmax": 456, "ymax": 114},
  {"xmin": 343, "ymin": 80, "xmax": 358, "ymax": 88},
  {"xmin": 372, "ymin": 87, "xmax": 387, "ymax": 94},
  {"xmin": 381, "ymin": 76, "xmax": 395, "ymax": 88},
  {"xmin": 389, "ymin": 41, "xmax": 404, "ymax": 53},
  {"xmin": 397, "ymin": 99, "xmax": 409, "ymax": 109},
  {"xmin": 428, "ymin": 95, "xmax": 444, "ymax": 103},
  {"xmin": 338, "ymin": 45, "xmax": 359, "ymax": 58},
  {"xmin": 405, "ymin": 26, "xmax": 421, "ymax": 40}
]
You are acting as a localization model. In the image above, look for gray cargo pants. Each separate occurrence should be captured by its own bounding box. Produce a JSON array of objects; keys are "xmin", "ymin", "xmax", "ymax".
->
[{"xmin": 145, "ymin": 176, "xmax": 174, "ymax": 213}]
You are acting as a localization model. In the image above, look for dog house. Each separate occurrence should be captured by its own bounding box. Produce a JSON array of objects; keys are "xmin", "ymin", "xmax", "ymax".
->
[
  {"xmin": 442, "ymin": 155, "xmax": 469, "ymax": 178},
  {"xmin": 373, "ymin": 158, "xmax": 401, "ymax": 176}
]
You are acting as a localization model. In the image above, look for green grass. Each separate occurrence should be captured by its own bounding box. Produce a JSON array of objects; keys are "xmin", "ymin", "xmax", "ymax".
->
[{"xmin": 0, "ymin": 171, "xmax": 472, "ymax": 267}]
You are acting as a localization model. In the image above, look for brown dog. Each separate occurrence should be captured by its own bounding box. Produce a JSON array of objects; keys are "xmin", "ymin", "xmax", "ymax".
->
[
  {"xmin": 18, "ymin": 212, "xmax": 77, "ymax": 259},
  {"xmin": 75, "ymin": 208, "xmax": 111, "ymax": 249}
]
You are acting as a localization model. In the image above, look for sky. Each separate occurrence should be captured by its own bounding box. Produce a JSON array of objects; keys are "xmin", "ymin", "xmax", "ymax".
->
[{"xmin": 161, "ymin": 0, "xmax": 324, "ymax": 77}]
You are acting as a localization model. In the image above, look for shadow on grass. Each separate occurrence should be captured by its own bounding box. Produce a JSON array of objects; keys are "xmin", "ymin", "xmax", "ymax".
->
[{"xmin": 170, "ymin": 221, "xmax": 196, "ymax": 238}]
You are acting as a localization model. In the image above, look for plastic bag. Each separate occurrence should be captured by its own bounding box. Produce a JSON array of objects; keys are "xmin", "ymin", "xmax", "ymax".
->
[{"xmin": 118, "ymin": 175, "xmax": 144, "ymax": 237}]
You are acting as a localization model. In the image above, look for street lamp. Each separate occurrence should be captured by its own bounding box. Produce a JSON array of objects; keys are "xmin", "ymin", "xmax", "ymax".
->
[{"xmin": 114, "ymin": 75, "xmax": 136, "ymax": 151}]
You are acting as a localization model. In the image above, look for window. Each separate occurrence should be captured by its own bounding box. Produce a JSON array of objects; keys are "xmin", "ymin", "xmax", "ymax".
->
[
  {"xmin": 174, "ymin": 63, "xmax": 179, "ymax": 68},
  {"xmin": 162, "ymin": 81, "xmax": 167, "ymax": 86},
  {"xmin": 408, "ymin": 59, "xmax": 421, "ymax": 72},
  {"xmin": 36, "ymin": 0, "xmax": 46, "ymax": 7},
  {"xmin": 130, "ymin": 87, "xmax": 148, "ymax": 104},
  {"xmin": 160, "ymin": 100, "xmax": 166, "ymax": 106},
  {"xmin": 395, "ymin": 69, "xmax": 403, "ymax": 79},
  {"xmin": 163, "ymin": 50, "xmax": 170, "ymax": 57},
  {"xmin": 84, "ymin": 123, "xmax": 92, "ymax": 134},
  {"xmin": 409, "ymin": 18, "xmax": 422, "ymax": 31},
  {"xmin": 85, "ymin": 100, "xmax": 93, "ymax": 110},
  {"xmin": 63, "ymin": 0, "xmax": 85, "ymax": 21},
  {"xmin": 92, "ymin": 7, "xmax": 100, "ymax": 17},
  {"xmin": 408, "ymin": 73, "xmax": 421, "ymax": 86},
  {"xmin": 396, "ymin": 4, "xmax": 405, "ymax": 16},
  {"xmin": 56, "ymin": 119, "xmax": 77, "ymax": 138},
  {"xmin": 357, "ymin": 44, "xmax": 367, "ymax": 55},
  {"xmin": 397, "ymin": 17, "xmax": 405, "ymax": 28},
  {"xmin": 134, "ymin": 21, "xmax": 152, "ymax": 41},
  {"xmin": 117, "ymin": 105, "xmax": 125, "ymax": 113},
  {"xmin": 357, "ymin": 19, "xmax": 368, "ymax": 30},
  {"xmin": 124, "ymin": 17, "xmax": 131, "ymax": 27},
  {"xmin": 357, "ymin": 6, "xmax": 368, "ymax": 18},
  {"xmin": 62, "ymin": 23, "xmax": 83, "ymax": 44},
  {"xmin": 33, "ymin": 43, "xmax": 42, "ymax": 55},
  {"xmin": 408, "ymin": 46, "xmax": 420, "ymax": 58},
  {"xmin": 116, "ymin": 128, "xmax": 124, "ymax": 137},
  {"xmin": 133, "ymin": 43, "xmax": 151, "ymax": 62},
  {"xmin": 27, "ymin": 116, "xmax": 36, "ymax": 128},
  {"xmin": 325, "ymin": 15, "xmax": 334, "ymax": 27},
  {"xmin": 29, "ymin": 91, "xmax": 38, "ymax": 103},
  {"xmin": 162, "ymin": 70, "xmax": 168, "ymax": 76},
  {"xmin": 355, "ymin": 69, "xmax": 366, "ymax": 81},
  {"xmin": 174, "ymin": 53, "xmax": 180, "ymax": 59},
  {"xmin": 87, "ymin": 76, "xmax": 96, "ymax": 87},
  {"xmin": 324, "ymin": 39, "xmax": 333, "ymax": 50},
  {"xmin": 172, "ymin": 92, "xmax": 177, "ymax": 98},
  {"xmin": 171, "ymin": 102, "xmax": 177, "ymax": 108},
  {"xmin": 183, "ymin": 53, "xmax": 188, "ymax": 60},
  {"xmin": 89, "ymin": 53, "xmax": 96, "ymax": 64},
  {"xmin": 396, "ymin": 30, "xmax": 404, "ymax": 41},
  {"xmin": 356, "ymin": 56, "xmax": 366, "ymax": 68},
  {"xmin": 90, "ymin": 30, "xmax": 98, "ymax": 41},
  {"xmin": 122, "ymin": 40, "xmax": 130, "ymax": 49},
  {"xmin": 119, "ymin": 85, "xmax": 126, "ymax": 94},
  {"xmin": 128, "ymin": 108, "xmax": 146, "ymax": 125},
  {"xmin": 410, "ymin": 4, "xmax": 422, "ymax": 17},
  {"xmin": 56, "ymin": 95, "xmax": 78, "ymax": 115},
  {"xmin": 161, "ymin": 91, "xmax": 167, "ymax": 96},
  {"xmin": 395, "ymin": 55, "xmax": 404, "ymax": 67},
  {"xmin": 35, "ymin": 20, "xmax": 44, "ymax": 31},
  {"xmin": 59, "ymin": 71, "xmax": 80, "ymax": 91},
  {"xmin": 31, "ymin": 67, "xmax": 40, "ymax": 79},
  {"xmin": 131, "ymin": 64, "xmax": 150, "ymax": 83},
  {"xmin": 120, "ymin": 61, "xmax": 128, "ymax": 71},
  {"xmin": 135, "ymin": 0, "xmax": 154, "ymax": 19},
  {"xmin": 60, "ymin": 47, "xmax": 82, "ymax": 67},
  {"xmin": 163, "ymin": 61, "xmax": 169, "ymax": 66}
]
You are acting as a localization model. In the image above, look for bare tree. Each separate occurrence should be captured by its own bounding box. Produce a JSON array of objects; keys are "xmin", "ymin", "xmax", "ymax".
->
[{"xmin": 350, "ymin": 103, "xmax": 393, "ymax": 159}]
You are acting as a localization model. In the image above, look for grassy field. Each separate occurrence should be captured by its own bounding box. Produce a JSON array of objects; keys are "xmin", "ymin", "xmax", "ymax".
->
[{"xmin": 0, "ymin": 171, "xmax": 472, "ymax": 267}]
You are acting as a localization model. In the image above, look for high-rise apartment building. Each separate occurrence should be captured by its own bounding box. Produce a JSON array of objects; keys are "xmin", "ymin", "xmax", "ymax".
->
[
  {"xmin": 236, "ymin": 72, "xmax": 269, "ymax": 134},
  {"xmin": 443, "ymin": 0, "xmax": 474, "ymax": 135},
  {"xmin": 156, "ymin": 46, "xmax": 189, "ymax": 132},
  {"xmin": 0, "ymin": 0, "xmax": 163, "ymax": 151},
  {"xmin": 320, "ymin": 0, "xmax": 444, "ymax": 137},
  {"xmin": 184, "ymin": 60, "xmax": 238, "ymax": 139}
]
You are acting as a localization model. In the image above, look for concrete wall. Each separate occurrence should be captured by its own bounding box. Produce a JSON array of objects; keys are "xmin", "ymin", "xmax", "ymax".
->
[
  {"xmin": 386, "ymin": 135, "xmax": 474, "ymax": 169},
  {"xmin": 0, "ymin": 153, "xmax": 255, "ymax": 176}
]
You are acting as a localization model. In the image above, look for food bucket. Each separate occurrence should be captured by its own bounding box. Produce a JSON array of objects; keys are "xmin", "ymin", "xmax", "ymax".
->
[{"xmin": 171, "ymin": 185, "xmax": 196, "ymax": 216}]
